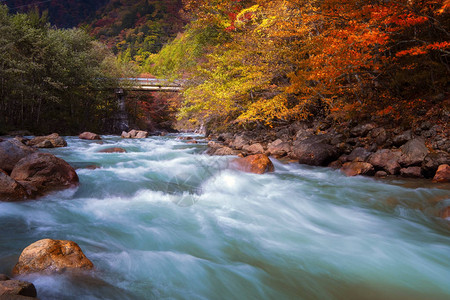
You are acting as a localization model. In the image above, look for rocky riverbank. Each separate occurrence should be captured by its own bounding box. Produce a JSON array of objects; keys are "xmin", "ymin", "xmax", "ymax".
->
[{"xmin": 206, "ymin": 119, "xmax": 450, "ymax": 182}]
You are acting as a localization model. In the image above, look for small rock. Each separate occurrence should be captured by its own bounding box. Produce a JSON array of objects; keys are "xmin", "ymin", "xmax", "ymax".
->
[
  {"xmin": 400, "ymin": 167, "xmax": 423, "ymax": 178},
  {"xmin": 243, "ymin": 143, "xmax": 265, "ymax": 154},
  {"xmin": 350, "ymin": 123, "xmax": 376, "ymax": 137},
  {"xmin": 0, "ymin": 277, "xmax": 37, "ymax": 298},
  {"xmin": 135, "ymin": 131, "xmax": 148, "ymax": 139},
  {"xmin": 291, "ymin": 136, "xmax": 340, "ymax": 166},
  {"xmin": 328, "ymin": 160, "xmax": 343, "ymax": 169},
  {"xmin": 267, "ymin": 139, "xmax": 291, "ymax": 157},
  {"xmin": 230, "ymin": 135, "xmax": 249, "ymax": 150},
  {"xmin": 214, "ymin": 147, "xmax": 237, "ymax": 156},
  {"xmin": 433, "ymin": 164, "xmax": 450, "ymax": 183},
  {"xmin": 187, "ymin": 140, "xmax": 198, "ymax": 144},
  {"xmin": 422, "ymin": 151, "xmax": 450, "ymax": 178},
  {"xmin": 28, "ymin": 133, "xmax": 67, "ymax": 148},
  {"xmin": 97, "ymin": 147, "xmax": 126, "ymax": 153},
  {"xmin": 392, "ymin": 130, "xmax": 413, "ymax": 146},
  {"xmin": 347, "ymin": 147, "xmax": 371, "ymax": 162},
  {"xmin": 121, "ymin": 131, "xmax": 131, "ymax": 138},
  {"xmin": 12, "ymin": 239, "xmax": 94, "ymax": 275},
  {"xmin": 341, "ymin": 162, "xmax": 374, "ymax": 176},
  {"xmin": 79, "ymin": 132, "xmax": 101, "ymax": 140},
  {"xmin": 231, "ymin": 154, "xmax": 274, "ymax": 174},
  {"xmin": 375, "ymin": 171, "xmax": 388, "ymax": 178},
  {"xmin": 371, "ymin": 127, "xmax": 387, "ymax": 145}
]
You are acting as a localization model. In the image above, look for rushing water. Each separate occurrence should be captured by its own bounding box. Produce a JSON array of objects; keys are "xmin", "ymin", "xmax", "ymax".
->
[{"xmin": 1, "ymin": 135, "xmax": 449, "ymax": 300}]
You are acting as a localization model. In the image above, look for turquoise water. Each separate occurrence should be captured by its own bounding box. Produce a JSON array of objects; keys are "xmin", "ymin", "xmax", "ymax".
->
[{"xmin": 0, "ymin": 135, "xmax": 449, "ymax": 300}]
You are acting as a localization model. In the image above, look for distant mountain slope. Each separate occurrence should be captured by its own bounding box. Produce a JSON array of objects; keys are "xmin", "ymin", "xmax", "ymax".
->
[
  {"xmin": 3, "ymin": 0, "xmax": 109, "ymax": 28},
  {"xmin": 86, "ymin": 0, "xmax": 185, "ymax": 63}
]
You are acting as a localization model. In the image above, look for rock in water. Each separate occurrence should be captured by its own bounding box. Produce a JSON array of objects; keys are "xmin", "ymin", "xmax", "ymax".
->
[
  {"xmin": 291, "ymin": 136, "xmax": 340, "ymax": 166},
  {"xmin": 10, "ymin": 153, "xmax": 79, "ymax": 195},
  {"xmin": 0, "ymin": 275, "xmax": 37, "ymax": 298},
  {"xmin": 232, "ymin": 154, "xmax": 274, "ymax": 174},
  {"xmin": 0, "ymin": 172, "xmax": 28, "ymax": 201},
  {"xmin": 433, "ymin": 164, "xmax": 450, "ymax": 183},
  {"xmin": 0, "ymin": 140, "xmax": 36, "ymax": 173},
  {"xmin": 28, "ymin": 133, "xmax": 67, "ymax": 148},
  {"xmin": 79, "ymin": 132, "xmax": 101, "ymax": 140},
  {"xmin": 97, "ymin": 147, "xmax": 127, "ymax": 153},
  {"xmin": 12, "ymin": 239, "xmax": 94, "ymax": 275},
  {"xmin": 121, "ymin": 130, "xmax": 148, "ymax": 139},
  {"xmin": 341, "ymin": 162, "xmax": 374, "ymax": 177}
]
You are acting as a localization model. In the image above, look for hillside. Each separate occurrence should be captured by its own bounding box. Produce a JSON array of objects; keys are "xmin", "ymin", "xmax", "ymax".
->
[
  {"xmin": 3, "ymin": 0, "xmax": 108, "ymax": 28},
  {"xmin": 86, "ymin": 0, "xmax": 185, "ymax": 63}
]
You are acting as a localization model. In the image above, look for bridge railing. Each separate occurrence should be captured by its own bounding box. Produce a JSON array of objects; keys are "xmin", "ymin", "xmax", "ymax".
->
[{"xmin": 118, "ymin": 78, "xmax": 184, "ymax": 92}]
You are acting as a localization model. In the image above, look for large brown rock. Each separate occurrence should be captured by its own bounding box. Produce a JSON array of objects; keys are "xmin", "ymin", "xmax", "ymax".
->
[
  {"xmin": 0, "ymin": 140, "xmax": 36, "ymax": 173},
  {"xmin": 231, "ymin": 154, "xmax": 274, "ymax": 174},
  {"xmin": 267, "ymin": 139, "xmax": 291, "ymax": 157},
  {"xmin": 97, "ymin": 147, "xmax": 127, "ymax": 153},
  {"xmin": 121, "ymin": 130, "xmax": 148, "ymax": 139},
  {"xmin": 28, "ymin": 133, "xmax": 67, "ymax": 148},
  {"xmin": 214, "ymin": 147, "xmax": 237, "ymax": 156},
  {"xmin": 433, "ymin": 164, "xmax": 450, "ymax": 183},
  {"xmin": 291, "ymin": 136, "xmax": 340, "ymax": 166},
  {"xmin": 243, "ymin": 143, "xmax": 265, "ymax": 154},
  {"xmin": 12, "ymin": 239, "xmax": 94, "ymax": 275},
  {"xmin": 0, "ymin": 275, "xmax": 37, "ymax": 298},
  {"xmin": 400, "ymin": 167, "xmax": 423, "ymax": 178},
  {"xmin": 399, "ymin": 138, "xmax": 429, "ymax": 167},
  {"xmin": 341, "ymin": 162, "xmax": 374, "ymax": 177},
  {"xmin": 10, "ymin": 153, "xmax": 79, "ymax": 195},
  {"xmin": 79, "ymin": 132, "xmax": 101, "ymax": 140},
  {"xmin": 421, "ymin": 151, "xmax": 450, "ymax": 178},
  {"xmin": 368, "ymin": 149, "xmax": 402, "ymax": 175},
  {"xmin": 346, "ymin": 147, "xmax": 372, "ymax": 162},
  {"xmin": 0, "ymin": 172, "xmax": 28, "ymax": 201}
]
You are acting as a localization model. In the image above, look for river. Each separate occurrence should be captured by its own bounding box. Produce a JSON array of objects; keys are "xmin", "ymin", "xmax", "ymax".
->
[{"xmin": 1, "ymin": 135, "xmax": 449, "ymax": 300}]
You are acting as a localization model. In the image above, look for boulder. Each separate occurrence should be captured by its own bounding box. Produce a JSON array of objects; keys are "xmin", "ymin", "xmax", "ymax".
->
[
  {"xmin": 187, "ymin": 140, "xmax": 198, "ymax": 144},
  {"xmin": 97, "ymin": 147, "xmax": 127, "ymax": 153},
  {"xmin": 121, "ymin": 130, "xmax": 148, "ymax": 139},
  {"xmin": 243, "ymin": 143, "xmax": 265, "ymax": 154},
  {"xmin": 135, "ymin": 131, "xmax": 148, "ymax": 139},
  {"xmin": 341, "ymin": 162, "xmax": 374, "ymax": 177},
  {"xmin": 368, "ymin": 149, "xmax": 402, "ymax": 175},
  {"xmin": 0, "ymin": 139, "xmax": 36, "ymax": 173},
  {"xmin": 79, "ymin": 132, "xmax": 101, "ymax": 140},
  {"xmin": 291, "ymin": 136, "xmax": 340, "ymax": 166},
  {"xmin": 422, "ymin": 151, "xmax": 450, "ymax": 178},
  {"xmin": 267, "ymin": 139, "xmax": 291, "ymax": 157},
  {"xmin": 11, "ymin": 153, "xmax": 79, "ymax": 195},
  {"xmin": 0, "ymin": 172, "xmax": 28, "ymax": 201},
  {"xmin": 230, "ymin": 135, "xmax": 249, "ymax": 150},
  {"xmin": 28, "ymin": 133, "xmax": 67, "ymax": 148},
  {"xmin": 347, "ymin": 147, "xmax": 371, "ymax": 162},
  {"xmin": 350, "ymin": 123, "xmax": 376, "ymax": 137},
  {"xmin": 400, "ymin": 167, "xmax": 423, "ymax": 178},
  {"xmin": 399, "ymin": 138, "xmax": 429, "ymax": 167},
  {"xmin": 433, "ymin": 164, "xmax": 450, "ymax": 183},
  {"xmin": 370, "ymin": 127, "xmax": 387, "ymax": 145},
  {"xmin": 0, "ymin": 276, "xmax": 37, "ymax": 298},
  {"xmin": 213, "ymin": 147, "xmax": 237, "ymax": 156},
  {"xmin": 12, "ymin": 239, "xmax": 94, "ymax": 275},
  {"xmin": 231, "ymin": 154, "xmax": 274, "ymax": 174},
  {"xmin": 392, "ymin": 130, "xmax": 413, "ymax": 146}
]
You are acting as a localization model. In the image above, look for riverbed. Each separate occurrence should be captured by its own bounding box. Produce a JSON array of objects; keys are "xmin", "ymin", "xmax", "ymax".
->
[{"xmin": 1, "ymin": 135, "xmax": 449, "ymax": 299}]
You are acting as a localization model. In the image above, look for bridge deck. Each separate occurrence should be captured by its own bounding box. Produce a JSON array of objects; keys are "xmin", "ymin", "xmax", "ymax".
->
[{"xmin": 120, "ymin": 78, "xmax": 183, "ymax": 92}]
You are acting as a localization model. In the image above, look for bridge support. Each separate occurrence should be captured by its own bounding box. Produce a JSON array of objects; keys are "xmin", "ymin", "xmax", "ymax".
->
[{"xmin": 112, "ymin": 88, "xmax": 129, "ymax": 133}]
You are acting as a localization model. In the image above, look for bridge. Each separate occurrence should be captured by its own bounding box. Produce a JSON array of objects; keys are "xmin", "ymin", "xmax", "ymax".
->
[{"xmin": 119, "ymin": 78, "xmax": 184, "ymax": 92}]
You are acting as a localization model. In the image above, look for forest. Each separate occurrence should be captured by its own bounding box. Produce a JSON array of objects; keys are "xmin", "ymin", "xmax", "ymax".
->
[
  {"xmin": 147, "ymin": 0, "xmax": 449, "ymax": 132},
  {"xmin": 0, "ymin": 0, "xmax": 448, "ymax": 134},
  {"xmin": 0, "ymin": 5, "xmax": 126, "ymax": 134}
]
